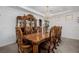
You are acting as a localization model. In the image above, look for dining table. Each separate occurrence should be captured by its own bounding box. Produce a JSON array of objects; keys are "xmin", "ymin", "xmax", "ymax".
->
[{"xmin": 23, "ymin": 32, "xmax": 49, "ymax": 53}]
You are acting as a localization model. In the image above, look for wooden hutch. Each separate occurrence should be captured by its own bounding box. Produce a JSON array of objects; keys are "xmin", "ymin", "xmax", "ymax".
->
[{"xmin": 16, "ymin": 14, "xmax": 37, "ymax": 35}]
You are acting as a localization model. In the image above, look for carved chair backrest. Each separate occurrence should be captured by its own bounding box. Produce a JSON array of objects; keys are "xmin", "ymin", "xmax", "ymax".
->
[
  {"xmin": 50, "ymin": 27, "xmax": 56, "ymax": 42},
  {"xmin": 16, "ymin": 27, "xmax": 23, "ymax": 45}
]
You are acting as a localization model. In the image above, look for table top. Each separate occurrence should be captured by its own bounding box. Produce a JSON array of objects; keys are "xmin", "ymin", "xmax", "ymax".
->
[{"xmin": 23, "ymin": 32, "xmax": 49, "ymax": 44}]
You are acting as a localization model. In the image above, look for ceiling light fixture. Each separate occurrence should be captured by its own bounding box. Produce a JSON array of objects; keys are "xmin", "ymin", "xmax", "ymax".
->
[
  {"xmin": 44, "ymin": 6, "xmax": 52, "ymax": 20},
  {"xmin": 44, "ymin": 6, "xmax": 49, "ymax": 20}
]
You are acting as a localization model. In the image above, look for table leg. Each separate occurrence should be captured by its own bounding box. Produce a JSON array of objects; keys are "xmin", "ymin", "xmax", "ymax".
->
[{"xmin": 33, "ymin": 44, "xmax": 38, "ymax": 53}]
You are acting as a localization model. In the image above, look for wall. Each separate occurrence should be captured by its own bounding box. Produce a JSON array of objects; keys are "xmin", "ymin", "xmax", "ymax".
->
[
  {"xmin": 49, "ymin": 11, "xmax": 79, "ymax": 40},
  {"xmin": 0, "ymin": 6, "xmax": 43, "ymax": 47}
]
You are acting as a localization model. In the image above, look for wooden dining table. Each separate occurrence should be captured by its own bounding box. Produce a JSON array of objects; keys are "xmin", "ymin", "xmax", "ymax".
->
[{"xmin": 23, "ymin": 32, "xmax": 49, "ymax": 53}]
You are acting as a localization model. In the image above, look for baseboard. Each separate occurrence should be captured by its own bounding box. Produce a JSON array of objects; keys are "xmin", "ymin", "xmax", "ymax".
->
[
  {"xmin": 0, "ymin": 40, "xmax": 16, "ymax": 47},
  {"xmin": 62, "ymin": 37, "xmax": 79, "ymax": 40}
]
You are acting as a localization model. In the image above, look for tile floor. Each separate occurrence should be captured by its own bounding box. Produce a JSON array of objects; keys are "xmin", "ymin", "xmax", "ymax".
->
[{"xmin": 0, "ymin": 38, "xmax": 79, "ymax": 53}]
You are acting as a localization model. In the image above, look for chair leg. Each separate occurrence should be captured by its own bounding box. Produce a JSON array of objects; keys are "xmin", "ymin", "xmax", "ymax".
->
[
  {"xmin": 53, "ymin": 42, "xmax": 57, "ymax": 49},
  {"xmin": 18, "ymin": 50, "xmax": 20, "ymax": 53},
  {"xmin": 57, "ymin": 42, "xmax": 59, "ymax": 46},
  {"xmin": 59, "ymin": 38, "xmax": 61, "ymax": 43},
  {"xmin": 56, "ymin": 38, "xmax": 59, "ymax": 46},
  {"xmin": 38, "ymin": 49, "xmax": 41, "ymax": 53},
  {"xmin": 52, "ymin": 49, "xmax": 55, "ymax": 53},
  {"xmin": 48, "ymin": 50, "xmax": 50, "ymax": 53},
  {"xmin": 48, "ymin": 49, "xmax": 51, "ymax": 53},
  {"xmin": 18, "ymin": 48, "xmax": 22, "ymax": 53},
  {"xmin": 48, "ymin": 48, "xmax": 55, "ymax": 53},
  {"xmin": 58, "ymin": 37, "xmax": 61, "ymax": 43}
]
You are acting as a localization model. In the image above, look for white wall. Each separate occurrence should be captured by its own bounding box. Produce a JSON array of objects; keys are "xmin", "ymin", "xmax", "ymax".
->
[
  {"xmin": 0, "ymin": 6, "xmax": 43, "ymax": 47},
  {"xmin": 49, "ymin": 11, "xmax": 79, "ymax": 40}
]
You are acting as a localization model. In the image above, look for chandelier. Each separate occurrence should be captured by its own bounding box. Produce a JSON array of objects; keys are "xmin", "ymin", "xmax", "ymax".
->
[{"xmin": 45, "ymin": 6, "xmax": 50, "ymax": 20}]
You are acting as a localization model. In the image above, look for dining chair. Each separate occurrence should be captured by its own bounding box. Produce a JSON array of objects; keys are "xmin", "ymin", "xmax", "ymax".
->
[
  {"xmin": 53, "ymin": 26, "xmax": 62, "ymax": 46},
  {"xmin": 16, "ymin": 23, "xmax": 26, "ymax": 43},
  {"xmin": 57, "ymin": 26, "xmax": 62, "ymax": 43},
  {"xmin": 39, "ymin": 27, "xmax": 56, "ymax": 53},
  {"xmin": 16, "ymin": 27, "xmax": 32, "ymax": 53}
]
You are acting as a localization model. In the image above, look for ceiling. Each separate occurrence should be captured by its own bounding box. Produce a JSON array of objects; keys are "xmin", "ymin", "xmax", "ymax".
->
[{"xmin": 27, "ymin": 6, "xmax": 79, "ymax": 16}]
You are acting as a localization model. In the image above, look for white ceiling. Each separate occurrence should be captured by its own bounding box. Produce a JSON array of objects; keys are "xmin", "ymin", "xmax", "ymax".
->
[{"xmin": 27, "ymin": 6, "xmax": 79, "ymax": 16}]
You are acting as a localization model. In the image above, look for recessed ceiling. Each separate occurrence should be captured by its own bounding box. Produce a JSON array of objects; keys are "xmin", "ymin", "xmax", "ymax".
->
[{"xmin": 27, "ymin": 6, "xmax": 79, "ymax": 16}]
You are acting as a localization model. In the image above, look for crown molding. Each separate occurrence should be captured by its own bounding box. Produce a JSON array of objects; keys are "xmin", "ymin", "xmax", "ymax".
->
[
  {"xmin": 17, "ymin": 6, "xmax": 72, "ymax": 18},
  {"xmin": 50, "ymin": 10, "xmax": 72, "ymax": 16},
  {"xmin": 18, "ymin": 6, "xmax": 44, "ymax": 17}
]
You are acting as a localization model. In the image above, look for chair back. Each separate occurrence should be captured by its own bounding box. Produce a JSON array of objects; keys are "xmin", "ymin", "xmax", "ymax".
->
[
  {"xmin": 52, "ymin": 26, "xmax": 62, "ymax": 44},
  {"xmin": 53, "ymin": 26, "xmax": 62, "ymax": 38},
  {"xmin": 49, "ymin": 26, "xmax": 62, "ymax": 43},
  {"xmin": 16, "ymin": 27, "xmax": 23, "ymax": 44},
  {"xmin": 59, "ymin": 26, "xmax": 62, "ymax": 37},
  {"xmin": 49, "ymin": 27, "xmax": 56, "ymax": 44}
]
